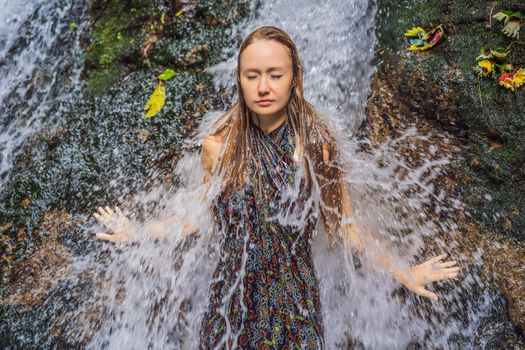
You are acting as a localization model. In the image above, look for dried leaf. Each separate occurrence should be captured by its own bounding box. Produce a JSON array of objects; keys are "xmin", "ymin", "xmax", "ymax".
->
[
  {"xmin": 502, "ymin": 19, "xmax": 522, "ymax": 38},
  {"xmin": 493, "ymin": 11, "xmax": 511, "ymax": 24},
  {"xmin": 490, "ymin": 48, "xmax": 509, "ymax": 59},
  {"xmin": 476, "ymin": 51, "xmax": 492, "ymax": 61},
  {"xmin": 485, "ymin": 137, "xmax": 503, "ymax": 151},
  {"xmin": 144, "ymin": 81, "xmax": 166, "ymax": 118}
]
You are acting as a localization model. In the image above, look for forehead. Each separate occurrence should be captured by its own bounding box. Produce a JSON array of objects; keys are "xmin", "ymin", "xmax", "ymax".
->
[{"xmin": 239, "ymin": 39, "xmax": 292, "ymax": 71}]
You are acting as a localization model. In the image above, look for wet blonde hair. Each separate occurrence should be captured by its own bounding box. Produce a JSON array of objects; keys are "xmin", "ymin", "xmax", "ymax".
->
[{"xmin": 208, "ymin": 26, "xmax": 347, "ymax": 245}]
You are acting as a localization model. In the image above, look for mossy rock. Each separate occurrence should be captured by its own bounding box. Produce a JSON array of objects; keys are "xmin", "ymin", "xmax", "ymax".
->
[{"xmin": 375, "ymin": 0, "xmax": 525, "ymax": 239}]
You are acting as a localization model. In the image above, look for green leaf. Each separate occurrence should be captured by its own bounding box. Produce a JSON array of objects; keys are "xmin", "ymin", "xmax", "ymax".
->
[
  {"xmin": 157, "ymin": 68, "xmax": 177, "ymax": 81},
  {"xmin": 510, "ymin": 11, "xmax": 523, "ymax": 20},
  {"xmin": 68, "ymin": 22, "xmax": 78, "ymax": 30},
  {"xmin": 144, "ymin": 81, "xmax": 166, "ymax": 119},
  {"xmin": 494, "ymin": 63, "xmax": 506, "ymax": 75},
  {"xmin": 175, "ymin": 9, "xmax": 184, "ymax": 17}
]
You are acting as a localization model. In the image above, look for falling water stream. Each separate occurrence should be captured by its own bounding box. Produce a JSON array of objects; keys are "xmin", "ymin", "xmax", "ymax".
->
[
  {"xmin": 0, "ymin": 0, "xmax": 521, "ymax": 349},
  {"xmin": 0, "ymin": 0, "xmax": 87, "ymax": 188}
]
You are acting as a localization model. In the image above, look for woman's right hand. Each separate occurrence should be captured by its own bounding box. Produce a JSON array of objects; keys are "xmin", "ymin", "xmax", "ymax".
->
[{"xmin": 93, "ymin": 206, "xmax": 135, "ymax": 243}]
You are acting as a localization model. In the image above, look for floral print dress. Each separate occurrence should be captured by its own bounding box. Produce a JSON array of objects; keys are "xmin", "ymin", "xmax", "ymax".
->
[{"xmin": 199, "ymin": 119, "xmax": 324, "ymax": 349}]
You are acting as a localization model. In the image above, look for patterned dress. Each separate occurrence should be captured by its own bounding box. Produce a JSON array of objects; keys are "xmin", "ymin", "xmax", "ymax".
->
[{"xmin": 199, "ymin": 119, "xmax": 324, "ymax": 349}]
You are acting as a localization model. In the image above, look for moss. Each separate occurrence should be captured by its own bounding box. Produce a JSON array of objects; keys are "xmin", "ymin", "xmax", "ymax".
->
[
  {"xmin": 83, "ymin": 0, "xmax": 251, "ymax": 95},
  {"xmin": 84, "ymin": 0, "xmax": 154, "ymax": 95}
]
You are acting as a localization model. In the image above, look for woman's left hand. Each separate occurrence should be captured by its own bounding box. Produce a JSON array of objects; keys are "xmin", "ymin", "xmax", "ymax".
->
[{"xmin": 396, "ymin": 253, "xmax": 460, "ymax": 301}]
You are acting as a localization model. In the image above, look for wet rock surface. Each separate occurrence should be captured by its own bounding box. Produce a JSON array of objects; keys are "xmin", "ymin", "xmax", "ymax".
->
[
  {"xmin": 367, "ymin": 0, "xmax": 525, "ymax": 340},
  {"xmin": 0, "ymin": 0, "xmax": 248, "ymax": 347},
  {"xmin": 362, "ymin": 73, "xmax": 525, "ymax": 347},
  {"xmin": 1, "ymin": 0, "xmax": 524, "ymax": 347},
  {"xmin": 374, "ymin": 0, "xmax": 525, "ymax": 239}
]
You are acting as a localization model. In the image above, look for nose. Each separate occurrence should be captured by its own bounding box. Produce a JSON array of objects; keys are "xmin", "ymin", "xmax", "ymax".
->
[{"xmin": 258, "ymin": 76, "xmax": 270, "ymax": 95}]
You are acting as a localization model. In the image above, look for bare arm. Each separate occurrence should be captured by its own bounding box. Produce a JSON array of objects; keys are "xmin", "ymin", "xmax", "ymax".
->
[
  {"xmin": 93, "ymin": 134, "xmax": 223, "ymax": 243},
  {"xmin": 322, "ymin": 144, "xmax": 460, "ymax": 301}
]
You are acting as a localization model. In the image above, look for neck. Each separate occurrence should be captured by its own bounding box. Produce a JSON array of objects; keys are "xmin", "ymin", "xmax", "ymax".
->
[{"xmin": 252, "ymin": 109, "xmax": 287, "ymax": 134}]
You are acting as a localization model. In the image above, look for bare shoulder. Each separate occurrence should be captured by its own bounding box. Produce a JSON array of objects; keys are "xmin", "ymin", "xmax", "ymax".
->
[
  {"xmin": 201, "ymin": 128, "xmax": 228, "ymax": 181},
  {"xmin": 202, "ymin": 127, "xmax": 227, "ymax": 155}
]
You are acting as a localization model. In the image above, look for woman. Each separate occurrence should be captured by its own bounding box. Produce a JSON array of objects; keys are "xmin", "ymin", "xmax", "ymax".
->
[{"xmin": 93, "ymin": 26, "xmax": 460, "ymax": 349}]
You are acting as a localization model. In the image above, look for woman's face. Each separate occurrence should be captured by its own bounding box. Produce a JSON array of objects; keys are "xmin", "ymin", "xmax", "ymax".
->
[{"xmin": 239, "ymin": 39, "xmax": 294, "ymax": 119}]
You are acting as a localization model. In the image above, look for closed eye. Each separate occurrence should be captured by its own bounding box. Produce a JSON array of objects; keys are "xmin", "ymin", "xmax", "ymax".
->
[{"xmin": 245, "ymin": 75, "xmax": 283, "ymax": 80}]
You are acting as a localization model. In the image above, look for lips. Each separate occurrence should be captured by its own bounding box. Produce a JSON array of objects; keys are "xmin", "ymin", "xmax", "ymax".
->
[{"xmin": 256, "ymin": 99, "xmax": 274, "ymax": 106}]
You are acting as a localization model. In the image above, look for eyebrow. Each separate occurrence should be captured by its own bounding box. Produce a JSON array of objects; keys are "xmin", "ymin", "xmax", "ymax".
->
[{"xmin": 242, "ymin": 67, "xmax": 284, "ymax": 73}]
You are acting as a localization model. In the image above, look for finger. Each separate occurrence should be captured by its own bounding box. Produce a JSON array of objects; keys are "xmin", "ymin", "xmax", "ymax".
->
[
  {"xmin": 430, "ymin": 270, "xmax": 459, "ymax": 282},
  {"xmin": 98, "ymin": 206, "xmax": 110, "ymax": 217},
  {"xmin": 446, "ymin": 271, "xmax": 459, "ymax": 279},
  {"xmin": 444, "ymin": 266, "xmax": 460, "ymax": 273},
  {"xmin": 439, "ymin": 260, "xmax": 457, "ymax": 268},
  {"xmin": 95, "ymin": 232, "xmax": 117, "ymax": 242},
  {"xmin": 115, "ymin": 206, "xmax": 124, "ymax": 216},
  {"xmin": 428, "ymin": 253, "xmax": 448, "ymax": 263},
  {"xmin": 105, "ymin": 206, "xmax": 114, "ymax": 216},
  {"xmin": 416, "ymin": 287, "xmax": 439, "ymax": 301},
  {"xmin": 93, "ymin": 212, "xmax": 109, "ymax": 224}
]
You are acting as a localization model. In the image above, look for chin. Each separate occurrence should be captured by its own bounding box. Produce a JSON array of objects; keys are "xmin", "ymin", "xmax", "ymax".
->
[{"xmin": 250, "ymin": 105, "xmax": 283, "ymax": 117}]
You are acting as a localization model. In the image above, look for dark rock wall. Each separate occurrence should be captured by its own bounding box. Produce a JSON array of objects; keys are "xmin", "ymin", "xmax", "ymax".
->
[
  {"xmin": 0, "ymin": 1, "xmax": 249, "ymax": 347},
  {"xmin": 370, "ymin": 0, "xmax": 525, "ymax": 336},
  {"xmin": 375, "ymin": 0, "xmax": 525, "ymax": 239}
]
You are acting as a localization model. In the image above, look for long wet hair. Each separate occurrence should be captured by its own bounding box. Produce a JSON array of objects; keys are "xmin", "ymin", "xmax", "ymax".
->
[{"xmin": 207, "ymin": 26, "xmax": 347, "ymax": 246}]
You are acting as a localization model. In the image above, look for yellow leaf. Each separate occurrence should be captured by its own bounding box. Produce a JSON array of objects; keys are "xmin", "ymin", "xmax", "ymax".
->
[
  {"xmin": 144, "ymin": 81, "xmax": 166, "ymax": 119},
  {"xmin": 404, "ymin": 27, "xmax": 425, "ymax": 37}
]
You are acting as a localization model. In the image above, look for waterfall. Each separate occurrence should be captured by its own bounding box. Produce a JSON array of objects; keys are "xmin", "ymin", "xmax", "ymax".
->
[
  {"xmin": 0, "ymin": 0, "xmax": 87, "ymax": 188},
  {"xmin": 1, "ymin": 0, "xmax": 516, "ymax": 349}
]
